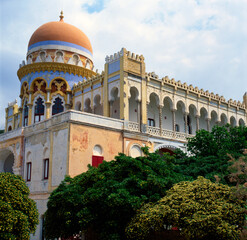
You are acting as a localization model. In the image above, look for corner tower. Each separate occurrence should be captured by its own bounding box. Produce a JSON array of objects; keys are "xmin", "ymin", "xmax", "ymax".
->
[{"xmin": 17, "ymin": 12, "xmax": 96, "ymax": 127}]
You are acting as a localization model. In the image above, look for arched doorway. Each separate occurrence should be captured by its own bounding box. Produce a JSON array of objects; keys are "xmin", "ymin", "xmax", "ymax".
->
[
  {"xmin": 0, "ymin": 149, "xmax": 15, "ymax": 173},
  {"xmin": 155, "ymin": 145, "xmax": 178, "ymax": 156},
  {"xmin": 158, "ymin": 148, "xmax": 175, "ymax": 156}
]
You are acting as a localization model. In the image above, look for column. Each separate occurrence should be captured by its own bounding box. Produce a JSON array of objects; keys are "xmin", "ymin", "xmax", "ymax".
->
[
  {"xmin": 81, "ymin": 93, "xmax": 84, "ymax": 112},
  {"xmin": 65, "ymin": 92, "xmax": 71, "ymax": 110},
  {"xmin": 172, "ymin": 109, "xmax": 176, "ymax": 132},
  {"xmin": 27, "ymin": 91, "xmax": 33, "ymax": 125},
  {"xmin": 146, "ymin": 101, "xmax": 149, "ymax": 124},
  {"xmin": 206, "ymin": 118, "xmax": 210, "ymax": 131},
  {"xmin": 19, "ymin": 108, "xmax": 23, "ymax": 127},
  {"xmin": 28, "ymin": 91, "xmax": 32, "ymax": 104},
  {"xmin": 27, "ymin": 104, "xmax": 33, "ymax": 125},
  {"xmin": 184, "ymin": 112, "xmax": 188, "ymax": 135},
  {"xmin": 5, "ymin": 109, "xmax": 8, "ymax": 132},
  {"xmin": 103, "ymin": 63, "xmax": 109, "ymax": 117},
  {"xmin": 137, "ymin": 100, "xmax": 141, "ymax": 123},
  {"xmin": 159, "ymin": 105, "xmax": 163, "ymax": 136},
  {"xmin": 196, "ymin": 115, "xmax": 200, "ymax": 131},
  {"xmin": 45, "ymin": 90, "xmax": 51, "ymax": 119},
  {"xmin": 91, "ymin": 87, "xmax": 94, "ymax": 114}
]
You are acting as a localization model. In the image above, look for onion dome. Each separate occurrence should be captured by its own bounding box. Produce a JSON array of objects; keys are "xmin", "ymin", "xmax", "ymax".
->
[{"xmin": 27, "ymin": 11, "xmax": 93, "ymax": 61}]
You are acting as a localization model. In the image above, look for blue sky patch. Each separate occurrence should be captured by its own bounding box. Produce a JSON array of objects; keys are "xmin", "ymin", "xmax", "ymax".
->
[
  {"xmin": 83, "ymin": 0, "xmax": 105, "ymax": 13},
  {"xmin": 188, "ymin": 16, "xmax": 217, "ymax": 31}
]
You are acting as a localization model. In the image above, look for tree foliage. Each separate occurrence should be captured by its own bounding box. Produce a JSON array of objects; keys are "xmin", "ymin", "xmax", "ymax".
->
[
  {"xmin": 44, "ymin": 148, "xmax": 186, "ymax": 240},
  {"xmin": 187, "ymin": 125, "xmax": 247, "ymax": 158},
  {"xmin": 228, "ymin": 154, "xmax": 247, "ymax": 239},
  {"xmin": 0, "ymin": 173, "xmax": 39, "ymax": 240},
  {"xmin": 44, "ymin": 176, "xmax": 83, "ymax": 239},
  {"xmin": 126, "ymin": 177, "xmax": 247, "ymax": 240},
  {"xmin": 174, "ymin": 125, "xmax": 247, "ymax": 184}
]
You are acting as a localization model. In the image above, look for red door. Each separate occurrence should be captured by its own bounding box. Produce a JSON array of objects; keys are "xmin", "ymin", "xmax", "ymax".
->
[{"xmin": 92, "ymin": 155, "xmax": 104, "ymax": 167}]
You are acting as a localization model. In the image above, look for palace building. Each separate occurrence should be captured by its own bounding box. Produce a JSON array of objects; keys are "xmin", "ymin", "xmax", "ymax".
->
[{"xmin": 0, "ymin": 12, "xmax": 246, "ymax": 239}]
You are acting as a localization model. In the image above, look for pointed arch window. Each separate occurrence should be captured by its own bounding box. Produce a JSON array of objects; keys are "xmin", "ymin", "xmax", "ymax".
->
[
  {"xmin": 23, "ymin": 102, "xmax": 29, "ymax": 126},
  {"xmin": 52, "ymin": 97, "xmax": 64, "ymax": 115},
  {"xmin": 34, "ymin": 97, "xmax": 45, "ymax": 123}
]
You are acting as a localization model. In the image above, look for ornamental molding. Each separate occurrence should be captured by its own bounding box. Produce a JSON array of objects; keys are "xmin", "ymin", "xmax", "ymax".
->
[{"xmin": 17, "ymin": 62, "xmax": 96, "ymax": 80}]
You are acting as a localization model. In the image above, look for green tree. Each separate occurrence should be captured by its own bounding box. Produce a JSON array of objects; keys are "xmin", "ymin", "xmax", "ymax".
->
[
  {"xmin": 44, "ymin": 176, "xmax": 83, "ymax": 239},
  {"xmin": 227, "ymin": 154, "xmax": 247, "ymax": 240},
  {"xmin": 0, "ymin": 173, "xmax": 39, "ymax": 240},
  {"xmin": 187, "ymin": 125, "xmax": 247, "ymax": 158},
  {"xmin": 126, "ymin": 177, "xmax": 246, "ymax": 240},
  {"xmin": 174, "ymin": 125, "xmax": 247, "ymax": 184},
  {"xmin": 44, "ymin": 148, "xmax": 186, "ymax": 240}
]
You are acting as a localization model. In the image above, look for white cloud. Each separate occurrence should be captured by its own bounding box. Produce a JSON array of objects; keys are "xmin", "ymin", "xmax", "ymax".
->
[{"xmin": 0, "ymin": 0, "xmax": 246, "ymax": 129}]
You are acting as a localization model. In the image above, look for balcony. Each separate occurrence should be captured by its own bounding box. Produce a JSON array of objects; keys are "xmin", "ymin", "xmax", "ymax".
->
[{"xmin": 125, "ymin": 121, "xmax": 195, "ymax": 142}]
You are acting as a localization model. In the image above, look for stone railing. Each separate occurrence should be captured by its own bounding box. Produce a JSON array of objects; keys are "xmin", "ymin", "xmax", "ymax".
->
[
  {"xmin": 174, "ymin": 131, "xmax": 187, "ymax": 141},
  {"xmin": 125, "ymin": 121, "xmax": 140, "ymax": 132},
  {"xmin": 161, "ymin": 129, "xmax": 174, "ymax": 138},
  {"xmin": 125, "ymin": 123, "xmax": 195, "ymax": 142},
  {"xmin": 147, "ymin": 126, "xmax": 160, "ymax": 136}
]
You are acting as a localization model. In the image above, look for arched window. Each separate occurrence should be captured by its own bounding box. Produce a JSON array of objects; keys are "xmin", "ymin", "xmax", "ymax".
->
[
  {"xmin": 175, "ymin": 124, "xmax": 180, "ymax": 132},
  {"xmin": 23, "ymin": 101, "xmax": 29, "ymax": 126},
  {"xmin": 8, "ymin": 126, "xmax": 12, "ymax": 132},
  {"xmin": 34, "ymin": 97, "xmax": 45, "ymax": 123},
  {"xmin": 52, "ymin": 97, "xmax": 64, "ymax": 115}
]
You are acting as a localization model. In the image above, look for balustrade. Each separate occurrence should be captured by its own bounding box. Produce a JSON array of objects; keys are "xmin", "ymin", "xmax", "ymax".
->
[
  {"xmin": 124, "ymin": 120, "xmax": 195, "ymax": 142},
  {"xmin": 127, "ymin": 121, "xmax": 140, "ymax": 132},
  {"xmin": 147, "ymin": 126, "xmax": 160, "ymax": 136}
]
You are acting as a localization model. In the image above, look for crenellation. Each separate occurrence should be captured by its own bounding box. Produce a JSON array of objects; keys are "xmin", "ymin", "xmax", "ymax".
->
[
  {"xmin": 145, "ymin": 73, "xmax": 245, "ymax": 110},
  {"xmin": 105, "ymin": 49, "xmax": 123, "ymax": 64},
  {"xmin": 122, "ymin": 49, "xmax": 144, "ymax": 63}
]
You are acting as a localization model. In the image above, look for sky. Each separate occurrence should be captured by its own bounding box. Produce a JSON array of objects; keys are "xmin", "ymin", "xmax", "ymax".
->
[{"xmin": 0, "ymin": 0, "xmax": 246, "ymax": 129}]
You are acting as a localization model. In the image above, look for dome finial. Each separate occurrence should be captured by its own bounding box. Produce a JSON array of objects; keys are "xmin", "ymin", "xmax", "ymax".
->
[{"xmin": 59, "ymin": 11, "xmax": 64, "ymax": 22}]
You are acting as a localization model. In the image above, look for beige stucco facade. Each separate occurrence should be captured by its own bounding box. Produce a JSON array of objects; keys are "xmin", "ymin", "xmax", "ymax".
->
[{"xmin": 69, "ymin": 123, "xmax": 123, "ymax": 177}]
